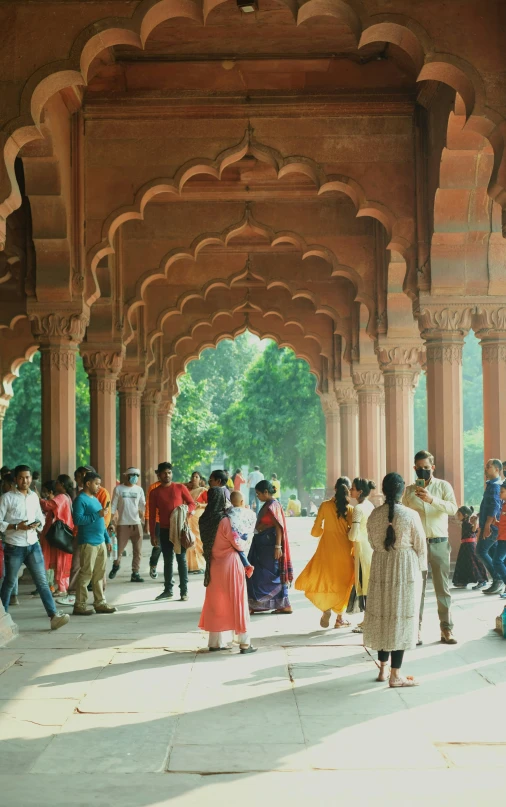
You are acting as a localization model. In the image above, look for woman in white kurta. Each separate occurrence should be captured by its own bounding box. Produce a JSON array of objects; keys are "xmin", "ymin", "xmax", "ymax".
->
[
  {"xmin": 349, "ymin": 478, "xmax": 376, "ymax": 631},
  {"xmin": 363, "ymin": 473, "xmax": 427, "ymax": 688}
]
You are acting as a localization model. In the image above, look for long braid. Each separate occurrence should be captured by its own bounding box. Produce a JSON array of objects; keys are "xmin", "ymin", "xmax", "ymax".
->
[{"xmin": 382, "ymin": 473, "xmax": 405, "ymax": 551}]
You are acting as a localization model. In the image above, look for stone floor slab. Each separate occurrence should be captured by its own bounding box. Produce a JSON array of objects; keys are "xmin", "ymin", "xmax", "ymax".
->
[{"xmin": 30, "ymin": 712, "xmax": 177, "ymax": 773}]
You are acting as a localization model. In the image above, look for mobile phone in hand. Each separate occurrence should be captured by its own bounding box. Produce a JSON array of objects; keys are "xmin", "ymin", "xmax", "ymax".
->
[{"xmin": 415, "ymin": 479, "xmax": 425, "ymax": 488}]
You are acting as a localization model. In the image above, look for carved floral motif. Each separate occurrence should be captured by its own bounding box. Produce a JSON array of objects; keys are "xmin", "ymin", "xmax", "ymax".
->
[
  {"xmin": 320, "ymin": 392, "xmax": 341, "ymax": 417},
  {"xmin": 416, "ymin": 306, "xmax": 473, "ymax": 336},
  {"xmin": 118, "ymin": 373, "xmax": 147, "ymax": 394},
  {"xmin": 473, "ymin": 307, "xmax": 506, "ymax": 336},
  {"xmin": 425, "ymin": 344, "xmax": 463, "ymax": 365},
  {"xmin": 352, "ymin": 370, "xmax": 383, "ymax": 390},
  {"xmin": 81, "ymin": 349, "xmax": 124, "ymax": 376},
  {"xmin": 30, "ymin": 312, "xmax": 89, "ymax": 343},
  {"xmin": 40, "ymin": 346, "xmax": 77, "ymax": 372}
]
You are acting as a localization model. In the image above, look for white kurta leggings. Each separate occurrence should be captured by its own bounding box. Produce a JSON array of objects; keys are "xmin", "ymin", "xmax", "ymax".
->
[{"xmin": 208, "ymin": 631, "xmax": 250, "ymax": 648}]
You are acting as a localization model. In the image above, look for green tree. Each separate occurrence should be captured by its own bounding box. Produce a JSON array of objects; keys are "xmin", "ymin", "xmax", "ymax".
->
[
  {"xmin": 220, "ymin": 343, "xmax": 325, "ymax": 491},
  {"xmin": 75, "ymin": 355, "xmax": 90, "ymax": 468},
  {"xmin": 188, "ymin": 332, "xmax": 262, "ymax": 419},
  {"xmin": 3, "ymin": 352, "xmax": 41, "ymax": 470},
  {"xmin": 171, "ymin": 373, "xmax": 222, "ymax": 482}
]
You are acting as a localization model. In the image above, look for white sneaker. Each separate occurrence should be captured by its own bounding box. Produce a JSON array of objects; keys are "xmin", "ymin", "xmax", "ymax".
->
[
  {"xmin": 50, "ymin": 611, "xmax": 70, "ymax": 630},
  {"xmin": 55, "ymin": 595, "xmax": 76, "ymax": 606}
]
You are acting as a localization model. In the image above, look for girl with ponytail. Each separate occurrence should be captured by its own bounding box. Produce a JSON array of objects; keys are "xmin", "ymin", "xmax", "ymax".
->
[
  {"xmin": 295, "ymin": 478, "xmax": 355, "ymax": 629},
  {"xmin": 362, "ymin": 473, "xmax": 427, "ymax": 687},
  {"xmin": 452, "ymin": 505, "xmax": 487, "ymax": 589}
]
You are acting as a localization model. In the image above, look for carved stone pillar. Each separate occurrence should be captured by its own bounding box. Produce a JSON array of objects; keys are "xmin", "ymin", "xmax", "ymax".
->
[
  {"xmin": 417, "ymin": 306, "xmax": 472, "ymax": 503},
  {"xmin": 118, "ymin": 373, "xmax": 145, "ymax": 475},
  {"xmin": 379, "ymin": 392, "xmax": 387, "ymax": 482},
  {"xmin": 141, "ymin": 388, "xmax": 161, "ymax": 492},
  {"xmin": 335, "ymin": 381, "xmax": 359, "ymax": 481},
  {"xmin": 30, "ymin": 311, "xmax": 88, "ymax": 480},
  {"xmin": 474, "ymin": 307, "xmax": 506, "ymax": 461},
  {"xmin": 320, "ymin": 392, "xmax": 341, "ymax": 495},
  {"xmin": 353, "ymin": 369, "xmax": 383, "ymax": 487},
  {"xmin": 377, "ymin": 346, "xmax": 423, "ymax": 485},
  {"xmin": 81, "ymin": 348, "xmax": 123, "ymax": 495},
  {"xmin": 0, "ymin": 399, "xmax": 8, "ymax": 467},
  {"xmin": 157, "ymin": 400, "xmax": 175, "ymax": 464}
]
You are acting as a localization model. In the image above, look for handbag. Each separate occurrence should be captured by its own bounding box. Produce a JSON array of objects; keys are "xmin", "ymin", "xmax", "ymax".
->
[
  {"xmin": 45, "ymin": 519, "xmax": 74, "ymax": 554},
  {"xmin": 180, "ymin": 521, "xmax": 195, "ymax": 550}
]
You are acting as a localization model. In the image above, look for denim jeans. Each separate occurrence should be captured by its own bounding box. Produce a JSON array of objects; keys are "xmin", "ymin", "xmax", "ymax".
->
[
  {"xmin": 150, "ymin": 524, "xmax": 161, "ymax": 568},
  {"xmin": 0, "ymin": 542, "xmax": 56, "ymax": 616},
  {"xmin": 159, "ymin": 528, "xmax": 188, "ymax": 596},
  {"xmin": 477, "ymin": 533, "xmax": 498, "ymax": 579},
  {"xmin": 493, "ymin": 541, "xmax": 506, "ymax": 584}
]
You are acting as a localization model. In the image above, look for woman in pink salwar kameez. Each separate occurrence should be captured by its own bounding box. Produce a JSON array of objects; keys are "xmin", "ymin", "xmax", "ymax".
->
[
  {"xmin": 198, "ymin": 487, "xmax": 256, "ymax": 654},
  {"xmin": 39, "ymin": 475, "xmax": 74, "ymax": 596}
]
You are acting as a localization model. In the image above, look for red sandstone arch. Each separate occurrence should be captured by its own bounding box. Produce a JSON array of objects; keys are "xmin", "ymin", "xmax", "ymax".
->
[
  {"xmin": 163, "ymin": 313, "xmax": 324, "ymax": 396},
  {"xmin": 430, "ymin": 95, "xmax": 506, "ymax": 297},
  {"xmin": 121, "ymin": 207, "xmax": 375, "ymax": 339},
  {"xmin": 1, "ymin": 4, "xmax": 504, "ymax": 247},
  {"xmin": 0, "ymin": 317, "xmax": 39, "ymax": 405},
  {"xmin": 86, "ymin": 128, "xmax": 407, "ymax": 286}
]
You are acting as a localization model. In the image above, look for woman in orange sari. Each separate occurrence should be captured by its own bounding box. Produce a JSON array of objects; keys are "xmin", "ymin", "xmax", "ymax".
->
[
  {"xmin": 295, "ymin": 478, "xmax": 355, "ymax": 629},
  {"xmin": 186, "ymin": 472, "xmax": 208, "ymax": 574},
  {"xmin": 39, "ymin": 475, "xmax": 75, "ymax": 596}
]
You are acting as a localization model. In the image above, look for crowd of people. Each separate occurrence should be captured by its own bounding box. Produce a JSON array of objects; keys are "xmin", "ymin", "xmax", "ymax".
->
[{"xmin": 1, "ymin": 452, "xmax": 505, "ymax": 679}]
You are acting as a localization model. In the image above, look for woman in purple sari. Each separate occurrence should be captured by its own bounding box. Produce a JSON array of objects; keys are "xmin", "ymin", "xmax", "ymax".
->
[{"xmin": 247, "ymin": 480, "xmax": 293, "ymax": 614}]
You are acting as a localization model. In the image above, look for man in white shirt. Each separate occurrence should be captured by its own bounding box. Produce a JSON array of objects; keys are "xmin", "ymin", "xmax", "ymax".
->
[
  {"xmin": 248, "ymin": 466, "xmax": 264, "ymax": 510},
  {"xmin": 108, "ymin": 467, "xmax": 146, "ymax": 583},
  {"xmin": 403, "ymin": 450, "xmax": 458, "ymax": 645},
  {"xmin": 0, "ymin": 464, "xmax": 70, "ymax": 630}
]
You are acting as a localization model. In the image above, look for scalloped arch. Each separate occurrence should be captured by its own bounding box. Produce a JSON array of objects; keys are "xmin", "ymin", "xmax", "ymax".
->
[
  {"xmin": 122, "ymin": 209, "xmax": 373, "ymax": 339},
  {"xmin": 167, "ymin": 316, "xmax": 322, "ymax": 393},
  {"xmin": 86, "ymin": 130, "xmax": 401, "ymax": 289},
  {"xmin": 1, "ymin": 2, "xmax": 503, "ymax": 248}
]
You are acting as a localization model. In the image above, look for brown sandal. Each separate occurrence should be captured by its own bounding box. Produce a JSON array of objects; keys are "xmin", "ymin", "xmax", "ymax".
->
[{"xmin": 334, "ymin": 616, "xmax": 351, "ymax": 628}]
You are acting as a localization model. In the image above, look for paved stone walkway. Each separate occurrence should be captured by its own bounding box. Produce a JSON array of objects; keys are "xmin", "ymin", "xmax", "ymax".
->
[{"xmin": 1, "ymin": 519, "xmax": 506, "ymax": 806}]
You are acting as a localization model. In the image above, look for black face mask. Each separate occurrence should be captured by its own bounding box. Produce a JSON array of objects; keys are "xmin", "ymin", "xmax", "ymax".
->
[{"xmin": 415, "ymin": 468, "xmax": 432, "ymax": 481}]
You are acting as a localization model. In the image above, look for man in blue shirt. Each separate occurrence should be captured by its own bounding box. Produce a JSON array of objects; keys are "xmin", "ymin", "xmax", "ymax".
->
[
  {"xmin": 478, "ymin": 458, "xmax": 503, "ymax": 595},
  {"xmin": 72, "ymin": 472, "xmax": 116, "ymax": 615}
]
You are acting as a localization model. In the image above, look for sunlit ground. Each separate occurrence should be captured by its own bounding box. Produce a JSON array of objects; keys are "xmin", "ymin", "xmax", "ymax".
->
[{"xmin": 1, "ymin": 519, "xmax": 506, "ymax": 806}]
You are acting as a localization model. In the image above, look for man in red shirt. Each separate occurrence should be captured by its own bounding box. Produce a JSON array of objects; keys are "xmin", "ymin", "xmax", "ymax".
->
[{"xmin": 149, "ymin": 462, "xmax": 195, "ymax": 601}]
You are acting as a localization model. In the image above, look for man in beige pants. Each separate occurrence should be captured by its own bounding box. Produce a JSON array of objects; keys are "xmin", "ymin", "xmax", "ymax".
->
[
  {"xmin": 72, "ymin": 472, "xmax": 116, "ymax": 616},
  {"xmin": 403, "ymin": 449, "xmax": 458, "ymax": 645}
]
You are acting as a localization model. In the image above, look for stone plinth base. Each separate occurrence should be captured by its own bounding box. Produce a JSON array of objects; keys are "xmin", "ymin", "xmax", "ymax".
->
[{"xmin": 0, "ymin": 606, "xmax": 18, "ymax": 646}]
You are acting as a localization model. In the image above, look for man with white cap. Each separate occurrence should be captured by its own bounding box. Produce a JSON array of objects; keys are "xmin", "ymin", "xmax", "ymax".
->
[{"xmin": 109, "ymin": 467, "xmax": 146, "ymax": 583}]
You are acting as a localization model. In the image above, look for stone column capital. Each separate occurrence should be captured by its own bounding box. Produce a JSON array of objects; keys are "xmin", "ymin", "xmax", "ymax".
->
[
  {"xmin": 352, "ymin": 368, "xmax": 384, "ymax": 393},
  {"xmin": 333, "ymin": 379, "xmax": 358, "ymax": 404},
  {"xmin": 142, "ymin": 388, "xmax": 162, "ymax": 408},
  {"xmin": 158, "ymin": 399, "xmax": 176, "ymax": 418},
  {"xmin": 29, "ymin": 306, "xmax": 90, "ymax": 345},
  {"xmin": 473, "ymin": 305, "xmax": 506, "ymax": 341},
  {"xmin": 415, "ymin": 303, "xmax": 472, "ymax": 341},
  {"xmin": 118, "ymin": 372, "xmax": 147, "ymax": 395},
  {"xmin": 376, "ymin": 342, "xmax": 424, "ymax": 371},
  {"xmin": 320, "ymin": 391, "xmax": 341, "ymax": 417},
  {"xmin": 0, "ymin": 398, "xmax": 9, "ymax": 420},
  {"xmin": 81, "ymin": 346, "xmax": 124, "ymax": 379}
]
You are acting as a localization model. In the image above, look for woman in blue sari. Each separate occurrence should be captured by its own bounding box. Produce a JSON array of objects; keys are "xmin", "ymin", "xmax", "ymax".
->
[{"xmin": 247, "ymin": 480, "xmax": 293, "ymax": 614}]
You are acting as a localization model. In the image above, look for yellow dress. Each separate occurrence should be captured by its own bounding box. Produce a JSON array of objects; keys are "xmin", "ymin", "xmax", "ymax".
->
[{"xmin": 295, "ymin": 499, "xmax": 355, "ymax": 613}]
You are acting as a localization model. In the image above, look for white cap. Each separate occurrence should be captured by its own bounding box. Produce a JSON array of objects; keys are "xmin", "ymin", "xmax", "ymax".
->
[{"xmin": 124, "ymin": 467, "xmax": 141, "ymax": 476}]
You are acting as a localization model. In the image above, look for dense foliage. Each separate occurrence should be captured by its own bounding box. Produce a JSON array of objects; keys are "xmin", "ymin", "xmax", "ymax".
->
[{"xmin": 220, "ymin": 342, "xmax": 326, "ymax": 491}]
